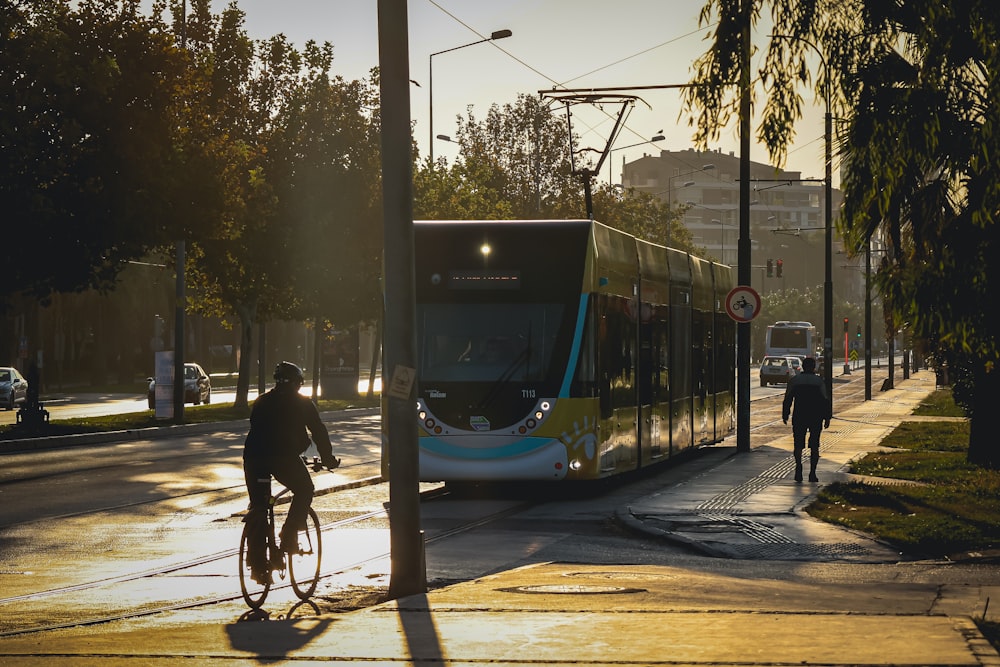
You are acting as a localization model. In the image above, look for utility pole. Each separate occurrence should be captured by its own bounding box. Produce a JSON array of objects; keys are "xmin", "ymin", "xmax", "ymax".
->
[
  {"xmin": 736, "ymin": 0, "xmax": 751, "ymax": 453},
  {"xmin": 174, "ymin": 0, "xmax": 187, "ymax": 425},
  {"xmin": 377, "ymin": 0, "xmax": 426, "ymax": 599}
]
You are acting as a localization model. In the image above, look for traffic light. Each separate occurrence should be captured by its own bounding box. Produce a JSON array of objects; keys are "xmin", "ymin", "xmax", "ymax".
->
[
  {"xmin": 843, "ymin": 317, "xmax": 849, "ymax": 333},
  {"xmin": 766, "ymin": 259, "xmax": 773, "ymax": 277},
  {"xmin": 856, "ymin": 324, "xmax": 862, "ymax": 338},
  {"xmin": 776, "ymin": 258, "xmax": 783, "ymax": 277}
]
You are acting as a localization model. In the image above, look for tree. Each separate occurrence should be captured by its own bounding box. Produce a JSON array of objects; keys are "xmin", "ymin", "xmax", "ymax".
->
[
  {"xmin": 274, "ymin": 50, "xmax": 383, "ymax": 336},
  {"xmin": 415, "ymin": 94, "xmax": 580, "ymax": 220},
  {"xmin": 414, "ymin": 93, "xmax": 696, "ymax": 253},
  {"xmin": 174, "ymin": 3, "xmax": 384, "ymax": 408},
  {"xmin": 684, "ymin": 0, "xmax": 1000, "ymax": 466},
  {"xmin": 1, "ymin": 0, "xmax": 192, "ymax": 307}
]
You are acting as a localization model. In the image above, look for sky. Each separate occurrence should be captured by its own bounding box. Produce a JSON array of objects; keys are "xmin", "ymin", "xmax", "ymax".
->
[{"xmin": 192, "ymin": 0, "xmax": 830, "ymax": 185}]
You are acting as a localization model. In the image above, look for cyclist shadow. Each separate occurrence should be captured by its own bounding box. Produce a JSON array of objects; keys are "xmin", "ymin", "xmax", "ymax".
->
[{"xmin": 228, "ymin": 600, "xmax": 332, "ymax": 658}]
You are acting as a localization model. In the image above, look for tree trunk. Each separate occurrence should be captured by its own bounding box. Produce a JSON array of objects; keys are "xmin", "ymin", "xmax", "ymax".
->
[
  {"xmin": 234, "ymin": 301, "xmax": 257, "ymax": 411},
  {"xmin": 367, "ymin": 315, "xmax": 382, "ymax": 399},
  {"xmin": 967, "ymin": 366, "xmax": 998, "ymax": 468}
]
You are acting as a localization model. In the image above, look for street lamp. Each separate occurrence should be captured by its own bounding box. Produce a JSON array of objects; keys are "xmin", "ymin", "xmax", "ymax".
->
[
  {"xmin": 772, "ymin": 33, "xmax": 833, "ymax": 412},
  {"xmin": 429, "ymin": 29, "xmax": 512, "ymax": 164},
  {"xmin": 609, "ymin": 134, "xmax": 664, "ymax": 185},
  {"xmin": 667, "ymin": 164, "xmax": 715, "ymax": 206},
  {"xmin": 665, "ymin": 164, "xmax": 714, "ymax": 248}
]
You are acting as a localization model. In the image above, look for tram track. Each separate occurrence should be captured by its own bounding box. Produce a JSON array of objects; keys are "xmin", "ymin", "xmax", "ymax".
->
[
  {"xmin": 0, "ymin": 455, "xmax": 382, "ymax": 529},
  {"xmin": 744, "ymin": 366, "xmax": 892, "ymax": 441},
  {"xmin": 0, "ymin": 481, "xmax": 536, "ymax": 638},
  {"xmin": 0, "ymin": 367, "xmax": 898, "ymax": 637}
]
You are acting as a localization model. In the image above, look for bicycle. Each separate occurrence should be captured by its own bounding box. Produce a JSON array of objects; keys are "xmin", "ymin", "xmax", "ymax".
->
[{"xmin": 238, "ymin": 456, "xmax": 331, "ymax": 609}]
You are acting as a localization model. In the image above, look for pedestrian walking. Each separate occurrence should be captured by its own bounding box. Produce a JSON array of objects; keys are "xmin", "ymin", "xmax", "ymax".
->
[{"xmin": 781, "ymin": 356, "xmax": 831, "ymax": 482}]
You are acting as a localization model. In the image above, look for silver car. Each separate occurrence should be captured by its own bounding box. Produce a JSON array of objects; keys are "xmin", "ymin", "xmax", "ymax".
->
[
  {"xmin": 148, "ymin": 362, "xmax": 212, "ymax": 409},
  {"xmin": 759, "ymin": 356, "xmax": 795, "ymax": 386},
  {"xmin": 0, "ymin": 366, "xmax": 28, "ymax": 410}
]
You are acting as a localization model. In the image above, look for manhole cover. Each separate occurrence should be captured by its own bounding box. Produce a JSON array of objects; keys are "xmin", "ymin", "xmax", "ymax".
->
[{"xmin": 498, "ymin": 585, "xmax": 646, "ymax": 595}]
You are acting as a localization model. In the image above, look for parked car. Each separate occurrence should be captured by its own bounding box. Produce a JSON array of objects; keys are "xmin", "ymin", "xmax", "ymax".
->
[
  {"xmin": 785, "ymin": 356, "xmax": 803, "ymax": 375},
  {"xmin": 148, "ymin": 362, "xmax": 211, "ymax": 409},
  {"xmin": 0, "ymin": 366, "xmax": 28, "ymax": 410},
  {"xmin": 759, "ymin": 355, "xmax": 795, "ymax": 386}
]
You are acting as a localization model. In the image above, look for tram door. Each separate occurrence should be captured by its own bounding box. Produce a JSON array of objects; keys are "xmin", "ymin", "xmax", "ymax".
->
[{"xmin": 667, "ymin": 249, "xmax": 693, "ymax": 455}]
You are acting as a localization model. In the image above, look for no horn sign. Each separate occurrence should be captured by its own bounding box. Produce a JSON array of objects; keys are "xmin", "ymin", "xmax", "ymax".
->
[{"xmin": 725, "ymin": 286, "xmax": 761, "ymax": 323}]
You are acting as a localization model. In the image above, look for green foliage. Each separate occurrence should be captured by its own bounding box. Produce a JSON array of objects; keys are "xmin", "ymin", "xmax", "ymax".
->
[
  {"xmin": 912, "ymin": 388, "xmax": 967, "ymax": 418},
  {"xmin": 809, "ymin": 415, "xmax": 999, "ymax": 556},
  {"xmin": 877, "ymin": 421, "xmax": 970, "ymax": 453},
  {"xmin": 811, "ymin": 467, "xmax": 1000, "ymax": 556},
  {"xmin": 413, "ymin": 94, "xmax": 697, "ymax": 254},
  {"xmin": 2, "ymin": 1, "xmax": 386, "ymax": 407},
  {"xmin": 415, "ymin": 94, "xmax": 581, "ymax": 220},
  {"xmin": 686, "ymin": 0, "xmax": 999, "ymax": 463},
  {"xmin": 2, "ymin": 0, "xmax": 193, "ymax": 304}
]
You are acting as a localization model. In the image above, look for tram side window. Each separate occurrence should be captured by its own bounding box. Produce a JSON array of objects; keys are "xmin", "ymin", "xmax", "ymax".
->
[
  {"xmin": 600, "ymin": 295, "xmax": 635, "ymax": 413},
  {"xmin": 571, "ymin": 296, "xmax": 598, "ymax": 399},
  {"xmin": 657, "ymin": 312, "xmax": 669, "ymax": 400}
]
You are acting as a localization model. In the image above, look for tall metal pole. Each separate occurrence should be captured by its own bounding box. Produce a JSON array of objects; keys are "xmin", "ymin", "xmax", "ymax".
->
[
  {"xmin": 174, "ymin": 0, "xmax": 187, "ymax": 424},
  {"xmin": 736, "ymin": 0, "xmax": 751, "ymax": 452},
  {"xmin": 823, "ymin": 72, "xmax": 834, "ymax": 413},
  {"xmin": 771, "ymin": 34, "xmax": 834, "ymax": 411},
  {"xmin": 864, "ymin": 237, "xmax": 872, "ymax": 400},
  {"xmin": 378, "ymin": 0, "xmax": 425, "ymax": 598}
]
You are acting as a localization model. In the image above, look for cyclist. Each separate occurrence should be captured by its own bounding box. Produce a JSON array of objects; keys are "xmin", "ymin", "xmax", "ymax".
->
[{"xmin": 243, "ymin": 361, "xmax": 340, "ymax": 584}]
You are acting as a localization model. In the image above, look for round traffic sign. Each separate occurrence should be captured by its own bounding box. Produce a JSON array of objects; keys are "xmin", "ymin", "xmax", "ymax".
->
[{"xmin": 725, "ymin": 285, "xmax": 761, "ymax": 323}]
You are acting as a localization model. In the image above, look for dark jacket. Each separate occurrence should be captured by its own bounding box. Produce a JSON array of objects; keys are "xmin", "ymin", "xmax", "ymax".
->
[
  {"xmin": 782, "ymin": 370, "xmax": 831, "ymax": 423},
  {"xmin": 243, "ymin": 386, "xmax": 334, "ymax": 460}
]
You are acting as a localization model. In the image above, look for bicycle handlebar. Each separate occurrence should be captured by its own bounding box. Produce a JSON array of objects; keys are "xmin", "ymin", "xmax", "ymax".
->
[{"xmin": 300, "ymin": 455, "xmax": 340, "ymax": 472}]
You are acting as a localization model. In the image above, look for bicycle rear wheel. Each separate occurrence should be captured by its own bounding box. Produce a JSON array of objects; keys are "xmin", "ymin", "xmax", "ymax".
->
[
  {"xmin": 239, "ymin": 522, "xmax": 271, "ymax": 609},
  {"xmin": 288, "ymin": 508, "xmax": 322, "ymax": 599}
]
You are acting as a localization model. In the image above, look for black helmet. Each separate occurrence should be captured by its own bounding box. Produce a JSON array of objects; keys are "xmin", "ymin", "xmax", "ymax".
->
[{"xmin": 274, "ymin": 361, "xmax": 304, "ymax": 386}]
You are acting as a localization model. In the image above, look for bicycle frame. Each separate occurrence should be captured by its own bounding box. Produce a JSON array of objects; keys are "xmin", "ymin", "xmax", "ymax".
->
[{"xmin": 239, "ymin": 457, "xmax": 326, "ymax": 609}]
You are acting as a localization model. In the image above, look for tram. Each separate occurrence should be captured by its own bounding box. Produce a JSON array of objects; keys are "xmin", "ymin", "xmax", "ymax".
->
[{"xmin": 384, "ymin": 219, "xmax": 735, "ymax": 483}]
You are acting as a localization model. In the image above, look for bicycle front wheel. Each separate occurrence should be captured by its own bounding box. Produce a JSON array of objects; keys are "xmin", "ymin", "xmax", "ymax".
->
[
  {"xmin": 288, "ymin": 508, "xmax": 322, "ymax": 599},
  {"xmin": 239, "ymin": 522, "xmax": 271, "ymax": 609}
]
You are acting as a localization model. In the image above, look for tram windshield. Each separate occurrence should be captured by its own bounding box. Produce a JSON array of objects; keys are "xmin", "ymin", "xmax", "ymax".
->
[{"xmin": 418, "ymin": 303, "xmax": 566, "ymax": 384}]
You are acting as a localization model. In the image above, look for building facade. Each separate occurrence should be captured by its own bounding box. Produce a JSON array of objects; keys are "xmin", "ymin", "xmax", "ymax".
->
[{"xmin": 621, "ymin": 147, "xmax": 860, "ymax": 302}]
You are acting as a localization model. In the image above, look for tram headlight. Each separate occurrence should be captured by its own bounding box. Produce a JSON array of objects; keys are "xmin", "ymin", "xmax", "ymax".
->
[
  {"xmin": 540, "ymin": 401, "xmax": 551, "ymax": 411},
  {"xmin": 569, "ymin": 459, "xmax": 582, "ymax": 471},
  {"xmin": 534, "ymin": 411, "xmax": 544, "ymax": 420},
  {"xmin": 418, "ymin": 410, "xmax": 427, "ymax": 421}
]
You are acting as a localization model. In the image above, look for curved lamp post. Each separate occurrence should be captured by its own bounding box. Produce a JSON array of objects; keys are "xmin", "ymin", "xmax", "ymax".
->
[
  {"xmin": 665, "ymin": 164, "xmax": 714, "ymax": 246},
  {"xmin": 772, "ymin": 33, "xmax": 833, "ymax": 411},
  {"xmin": 609, "ymin": 134, "xmax": 664, "ymax": 185},
  {"xmin": 429, "ymin": 29, "xmax": 512, "ymax": 164}
]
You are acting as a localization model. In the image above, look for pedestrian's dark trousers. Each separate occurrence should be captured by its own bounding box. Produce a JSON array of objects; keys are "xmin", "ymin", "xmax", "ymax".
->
[
  {"xmin": 242, "ymin": 455, "xmax": 314, "ymax": 568},
  {"xmin": 792, "ymin": 418, "xmax": 823, "ymax": 472}
]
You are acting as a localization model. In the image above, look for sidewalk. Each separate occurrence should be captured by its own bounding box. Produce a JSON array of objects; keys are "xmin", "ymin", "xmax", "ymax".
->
[
  {"xmin": 2, "ymin": 371, "xmax": 998, "ymax": 665},
  {"xmin": 621, "ymin": 372, "xmax": 941, "ymax": 562}
]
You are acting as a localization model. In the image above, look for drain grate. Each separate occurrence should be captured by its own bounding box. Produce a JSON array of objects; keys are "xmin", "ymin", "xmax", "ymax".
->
[
  {"xmin": 725, "ymin": 542, "xmax": 873, "ymax": 559},
  {"xmin": 499, "ymin": 585, "xmax": 646, "ymax": 595}
]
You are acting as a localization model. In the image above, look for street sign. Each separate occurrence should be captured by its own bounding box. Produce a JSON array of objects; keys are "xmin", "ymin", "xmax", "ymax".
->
[{"xmin": 725, "ymin": 285, "xmax": 761, "ymax": 323}]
